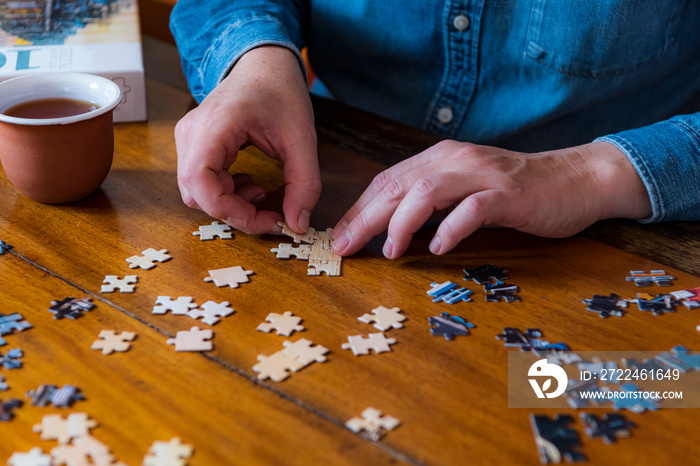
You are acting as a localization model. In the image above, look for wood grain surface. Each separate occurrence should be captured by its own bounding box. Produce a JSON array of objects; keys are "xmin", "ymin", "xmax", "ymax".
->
[{"xmin": 0, "ymin": 38, "xmax": 699, "ymax": 466}]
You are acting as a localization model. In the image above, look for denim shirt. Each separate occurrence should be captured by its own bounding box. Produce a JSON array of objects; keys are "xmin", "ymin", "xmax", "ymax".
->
[{"xmin": 171, "ymin": 0, "xmax": 700, "ymax": 223}]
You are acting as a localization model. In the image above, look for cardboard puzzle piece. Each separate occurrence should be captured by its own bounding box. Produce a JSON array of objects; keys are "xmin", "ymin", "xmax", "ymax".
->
[
  {"xmin": 33, "ymin": 413, "xmax": 97, "ymax": 444},
  {"xmin": 192, "ymin": 221, "xmax": 233, "ymax": 240},
  {"xmin": 463, "ymin": 263, "xmax": 509, "ymax": 285},
  {"xmin": 48, "ymin": 297, "xmax": 95, "ymax": 320},
  {"xmin": 143, "ymin": 437, "xmax": 194, "ymax": 466},
  {"xmin": 0, "ymin": 240, "xmax": 12, "ymax": 255},
  {"xmin": 253, "ymin": 338, "xmax": 328, "ymax": 382},
  {"xmin": 580, "ymin": 413, "xmax": 635, "ymax": 444},
  {"xmin": 257, "ymin": 311, "xmax": 305, "ymax": 336},
  {"xmin": 655, "ymin": 345, "xmax": 700, "ymax": 372},
  {"xmin": 91, "ymin": 330, "xmax": 136, "ymax": 355},
  {"xmin": 564, "ymin": 379, "xmax": 604, "ymax": 409},
  {"xmin": 152, "ymin": 296, "xmax": 198, "ymax": 315},
  {"xmin": 167, "ymin": 326, "xmax": 213, "ymax": 352},
  {"xmin": 583, "ymin": 293, "xmax": 627, "ymax": 318},
  {"xmin": 51, "ymin": 435, "xmax": 117, "ymax": 466},
  {"xmin": 0, "ymin": 313, "xmax": 32, "ymax": 346},
  {"xmin": 272, "ymin": 221, "xmax": 342, "ymax": 276},
  {"xmin": 609, "ymin": 383, "xmax": 659, "ymax": 413},
  {"xmin": 26, "ymin": 384, "xmax": 85, "ymax": 408},
  {"xmin": 187, "ymin": 301, "xmax": 234, "ymax": 326},
  {"xmin": 530, "ymin": 414, "xmax": 586, "ymax": 464},
  {"xmin": 429, "ymin": 312, "xmax": 474, "ymax": 340},
  {"xmin": 495, "ymin": 328, "xmax": 546, "ymax": 352},
  {"xmin": 101, "ymin": 275, "xmax": 138, "ymax": 293},
  {"xmin": 125, "ymin": 248, "xmax": 172, "ymax": 270},
  {"xmin": 634, "ymin": 293, "xmax": 679, "ymax": 316},
  {"xmin": 484, "ymin": 281, "xmax": 521, "ymax": 302},
  {"xmin": 346, "ymin": 407, "xmax": 401, "ymax": 441},
  {"xmin": 203, "ymin": 266, "xmax": 253, "ymax": 288},
  {"xmin": 427, "ymin": 281, "xmax": 474, "ymax": 304},
  {"xmin": 1, "ymin": 348, "xmax": 23, "ymax": 369},
  {"xmin": 7, "ymin": 447, "xmax": 51, "ymax": 466},
  {"xmin": 341, "ymin": 333, "xmax": 396, "ymax": 356},
  {"xmin": 626, "ymin": 270, "xmax": 675, "ymax": 287},
  {"xmin": 0, "ymin": 398, "xmax": 22, "ymax": 421},
  {"xmin": 358, "ymin": 306, "xmax": 406, "ymax": 331}
]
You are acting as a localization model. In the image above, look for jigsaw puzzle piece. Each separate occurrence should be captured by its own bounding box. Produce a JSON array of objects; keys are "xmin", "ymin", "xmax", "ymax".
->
[
  {"xmin": 253, "ymin": 351, "xmax": 305, "ymax": 382},
  {"xmin": 358, "ymin": 306, "xmax": 406, "ymax": 331},
  {"xmin": 346, "ymin": 407, "xmax": 401, "ymax": 441},
  {"xmin": 463, "ymin": 263, "xmax": 509, "ymax": 285},
  {"xmin": 257, "ymin": 312, "xmax": 304, "ymax": 336},
  {"xmin": 192, "ymin": 221, "xmax": 233, "ymax": 240},
  {"xmin": 143, "ymin": 437, "xmax": 194, "ymax": 466},
  {"xmin": 7, "ymin": 447, "xmax": 51, "ymax": 466},
  {"xmin": 341, "ymin": 333, "xmax": 396, "ymax": 356},
  {"xmin": 100, "ymin": 275, "xmax": 138, "ymax": 293},
  {"xmin": 530, "ymin": 414, "xmax": 586, "ymax": 464},
  {"xmin": 203, "ymin": 266, "xmax": 253, "ymax": 288},
  {"xmin": 152, "ymin": 296, "xmax": 198, "ymax": 315},
  {"xmin": 91, "ymin": 330, "xmax": 136, "ymax": 355},
  {"xmin": 166, "ymin": 327, "xmax": 213, "ymax": 352},
  {"xmin": 429, "ymin": 312, "xmax": 474, "ymax": 340},
  {"xmin": 186, "ymin": 301, "xmax": 234, "ymax": 326}
]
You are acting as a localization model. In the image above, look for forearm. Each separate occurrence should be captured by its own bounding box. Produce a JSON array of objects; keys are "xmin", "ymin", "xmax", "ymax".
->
[{"xmin": 170, "ymin": 0, "xmax": 310, "ymax": 102}]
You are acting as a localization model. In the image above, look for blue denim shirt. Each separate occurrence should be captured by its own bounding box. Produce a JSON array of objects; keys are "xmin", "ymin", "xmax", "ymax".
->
[{"xmin": 171, "ymin": 0, "xmax": 700, "ymax": 223}]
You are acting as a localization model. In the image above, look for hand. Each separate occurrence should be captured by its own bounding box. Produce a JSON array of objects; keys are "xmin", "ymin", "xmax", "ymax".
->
[
  {"xmin": 332, "ymin": 140, "xmax": 652, "ymax": 258},
  {"xmin": 174, "ymin": 46, "xmax": 322, "ymax": 235}
]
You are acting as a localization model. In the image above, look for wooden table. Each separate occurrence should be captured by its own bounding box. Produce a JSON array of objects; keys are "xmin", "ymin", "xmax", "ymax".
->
[{"xmin": 1, "ymin": 38, "xmax": 699, "ymax": 466}]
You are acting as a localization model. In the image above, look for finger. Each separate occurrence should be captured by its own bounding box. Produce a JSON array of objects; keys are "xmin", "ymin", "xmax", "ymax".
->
[
  {"xmin": 332, "ymin": 173, "xmax": 415, "ymax": 256},
  {"xmin": 430, "ymin": 190, "xmax": 509, "ymax": 254},
  {"xmin": 385, "ymin": 173, "xmax": 465, "ymax": 259}
]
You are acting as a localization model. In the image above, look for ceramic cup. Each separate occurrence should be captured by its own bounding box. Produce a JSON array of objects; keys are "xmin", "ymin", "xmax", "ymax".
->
[{"xmin": 0, "ymin": 72, "xmax": 122, "ymax": 203}]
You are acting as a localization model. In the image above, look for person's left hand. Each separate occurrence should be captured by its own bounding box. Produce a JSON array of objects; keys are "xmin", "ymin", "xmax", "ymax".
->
[{"xmin": 331, "ymin": 140, "xmax": 652, "ymax": 258}]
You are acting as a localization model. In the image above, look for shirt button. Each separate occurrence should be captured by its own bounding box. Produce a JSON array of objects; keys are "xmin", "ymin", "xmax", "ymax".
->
[
  {"xmin": 437, "ymin": 106, "xmax": 454, "ymax": 124},
  {"xmin": 452, "ymin": 14, "xmax": 470, "ymax": 31}
]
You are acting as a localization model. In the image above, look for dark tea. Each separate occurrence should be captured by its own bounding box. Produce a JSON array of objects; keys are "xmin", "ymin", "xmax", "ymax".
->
[{"xmin": 4, "ymin": 98, "xmax": 99, "ymax": 119}]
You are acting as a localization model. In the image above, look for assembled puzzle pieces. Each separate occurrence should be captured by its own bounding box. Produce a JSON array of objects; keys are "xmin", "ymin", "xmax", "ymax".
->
[
  {"xmin": 271, "ymin": 221, "xmax": 342, "ymax": 276},
  {"xmin": 358, "ymin": 306, "xmax": 406, "ymax": 331},
  {"xmin": 192, "ymin": 221, "xmax": 233, "ymax": 240},
  {"xmin": 125, "ymin": 248, "xmax": 172, "ymax": 270},
  {"xmin": 91, "ymin": 330, "xmax": 136, "ymax": 355},
  {"xmin": 346, "ymin": 407, "xmax": 401, "ymax": 441},
  {"xmin": 257, "ymin": 311, "xmax": 305, "ymax": 336},
  {"xmin": 342, "ymin": 333, "xmax": 397, "ymax": 356},
  {"xmin": 101, "ymin": 275, "xmax": 138, "ymax": 293},
  {"xmin": 48, "ymin": 297, "xmax": 96, "ymax": 320},
  {"xmin": 167, "ymin": 326, "xmax": 214, "ymax": 352},
  {"xmin": 429, "ymin": 312, "xmax": 474, "ymax": 340},
  {"xmin": 203, "ymin": 266, "xmax": 253, "ymax": 288},
  {"xmin": 463, "ymin": 263, "xmax": 509, "ymax": 285},
  {"xmin": 143, "ymin": 437, "xmax": 194, "ymax": 466},
  {"xmin": 530, "ymin": 413, "xmax": 586, "ymax": 464},
  {"xmin": 253, "ymin": 338, "xmax": 329, "ymax": 382}
]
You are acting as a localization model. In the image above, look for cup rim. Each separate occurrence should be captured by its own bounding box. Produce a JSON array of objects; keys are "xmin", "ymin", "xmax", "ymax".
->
[{"xmin": 0, "ymin": 72, "xmax": 122, "ymax": 126}]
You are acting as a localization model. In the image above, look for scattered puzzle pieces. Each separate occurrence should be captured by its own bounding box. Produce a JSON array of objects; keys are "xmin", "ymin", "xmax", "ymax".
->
[
  {"xmin": 186, "ymin": 300, "xmax": 234, "ymax": 326},
  {"xmin": 152, "ymin": 296, "xmax": 198, "ymax": 315},
  {"xmin": 583, "ymin": 293, "xmax": 627, "ymax": 318},
  {"xmin": 125, "ymin": 248, "xmax": 172, "ymax": 270},
  {"xmin": 26, "ymin": 384, "xmax": 85, "ymax": 408},
  {"xmin": 0, "ymin": 312, "xmax": 32, "ymax": 346},
  {"xmin": 193, "ymin": 221, "xmax": 233, "ymax": 240},
  {"xmin": 427, "ymin": 281, "xmax": 474, "ymax": 304},
  {"xmin": 341, "ymin": 333, "xmax": 397, "ymax": 356},
  {"xmin": 253, "ymin": 338, "xmax": 329, "ymax": 382},
  {"xmin": 203, "ymin": 266, "xmax": 253, "ymax": 288},
  {"xmin": 484, "ymin": 281, "xmax": 521, "ymax": 302},
  {"xmin": 358, "ymin": 306, "xmax": 405, "ymax": 331},
  {"xmin": 48, "ymin": 297, "xmax": 96, "ymax": 320},
  {"xmin": 0, "ymin": 398, "xmax": 22, "ymax": 421},
  {"xmin": 496, "ymin": 328, "xmax": 545, "ymax": 351},
  {"xmin": 167, "ymin": 326, "xmax": 213, "ymax": 352},
  {"xmin": 271, "ymin": 221, "xmax": 342, "ymax": 276},
  {"xmin": 33, "ymin": 412, "xmax": 97, "ymax": 444},
  {"xmin": 7, "ymin": 447, "xmax": 51, "ymax": 466},
  {"xmin": 91, "ymin": 330, "xmax": 136, "ymax": 355},
  {"xmin": 530, "ymin": 414, "xmax": 586, "ymax": 464},
  {"xmin": 346, "ymin": 407, "xmax": 400, "ymax": 441},
  {"xmin": 580, "ymin": 413, "xmax": 635, "ymax": 444},
  {"xmin": 463, "ymin": 263, "xmax": 509, "ymax": 285},
  {"xmin": 626, "ymin": 269, "xmax": 675, "ymax": 287},
  {"xmin": 143, "ymin": 437, "xmax": 194, "ymax": 466},
  {"xmin": 429, "ymin": 312, "xmax": 474, "ymax": 340},
  {"xmin": 1, "ymin": 348, "xmax": 23, "ymax": 369},
  {"xmin": 101, "ymin": 275, "xmax": 138, "ymax": 293},
  {"xmin": 257, "ymin": 311, "xmax": 304, "ymax": 336}
]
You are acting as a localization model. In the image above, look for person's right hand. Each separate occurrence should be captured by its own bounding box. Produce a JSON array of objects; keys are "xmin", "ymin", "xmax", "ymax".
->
[{"xmin": 174, "ymin": 45, "xmax": 321, "ymax": 235}]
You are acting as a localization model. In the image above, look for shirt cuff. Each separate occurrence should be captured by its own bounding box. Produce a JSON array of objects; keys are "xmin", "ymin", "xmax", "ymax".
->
[{"xmin": 595, "ymin": 113, "xmax": 700, "ymax": 223}]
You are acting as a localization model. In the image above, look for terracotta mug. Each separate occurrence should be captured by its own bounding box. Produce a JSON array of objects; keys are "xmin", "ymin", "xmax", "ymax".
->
[{"xmin": 0, "ymin": 72, "xmax": 122, "ymax": 203}]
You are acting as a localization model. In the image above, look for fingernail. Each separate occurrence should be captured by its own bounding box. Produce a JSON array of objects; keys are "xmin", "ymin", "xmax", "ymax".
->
[
  {"xmin": 226, "ymin": 215, "xmax": 249, "ymax": 228},
  {"xmin": 383, "ymin": 236, "xmax": 394, "ymax": 258},
  {"xmin": 298, "ymin": 209, "xmax": 311, "ymax": 232},
  {"xmin": 333, "ymin": 220, "xmax": 348, "ymax": 239},
  {"xmin": 333, "ymin": 230, "xmax": 350, "ymax": 253},
  {"xmin": 429, "ymin": 236, "xmax": 441, "ymax": 254}
]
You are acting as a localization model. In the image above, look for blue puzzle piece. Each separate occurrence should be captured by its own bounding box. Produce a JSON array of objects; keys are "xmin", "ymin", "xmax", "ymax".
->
[
  {"xmin": 0, "ymin": 349, "xmax": 23, "ymax": 370},
  {"xmin": 427, "ymin": 281, "xmax": 474, "ymax": 304},
  {"xmin": 429, "ymin": 312, "xmax": 475, "ymax": 340},
  {"xmin": 611, "ymin": 383, "xmax": 659, "ymax": 413},
  {"xmin": 656, "ymin": 346, "xmax": 700, "ymax": 372},
  {"xmin": 0, "ymin": 314, "xmax": 32, "ymax": 346},
  {"xmin": 0, "ymin": 240, "xmax": 11, "ymax": 255}
]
